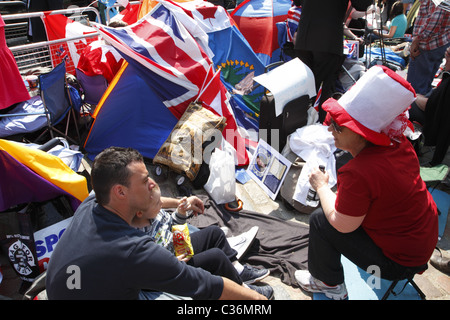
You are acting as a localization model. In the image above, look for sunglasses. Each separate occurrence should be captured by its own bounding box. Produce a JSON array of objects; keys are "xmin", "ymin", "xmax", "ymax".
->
[{"xmin": 330, "ymin": 119, "xmax": 342, "ymax": 133}]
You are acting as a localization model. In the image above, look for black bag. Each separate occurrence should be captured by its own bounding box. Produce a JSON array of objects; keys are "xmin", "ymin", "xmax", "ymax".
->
[
  {"xmin": 0, "ymin": 196, "xmax": 74, "ymax": 284},
  {"xmin": 258, "ymin": 62, "xmax": 310, "ymax": 152},
  {"xmin": 350, "ymin": 0, "xmax": 372, "ymax": 11},
  {"xmin": 259, "ymin": 93, "xmax": 310, "ymax": 152}
]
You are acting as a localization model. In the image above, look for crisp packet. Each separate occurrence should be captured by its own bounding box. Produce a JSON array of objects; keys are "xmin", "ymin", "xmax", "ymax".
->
[{"xmin": 172, "ymin": 224, "xmax": 194, "ymax": 258}]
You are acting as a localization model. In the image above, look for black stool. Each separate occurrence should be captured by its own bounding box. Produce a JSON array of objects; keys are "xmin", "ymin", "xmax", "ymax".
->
[{"xmin": 381, "ymin": 264, "xmax": 427, "ymax": 300}]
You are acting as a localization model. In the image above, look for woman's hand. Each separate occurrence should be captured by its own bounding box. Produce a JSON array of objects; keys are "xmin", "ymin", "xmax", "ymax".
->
[{"xmin": 309, "ymin": 166, "xmax": 329, "ymax": 192}]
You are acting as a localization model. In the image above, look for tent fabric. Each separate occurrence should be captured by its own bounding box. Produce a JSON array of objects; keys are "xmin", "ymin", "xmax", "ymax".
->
[
  {"xmin": 231, "ymin": 0, "xmax": 292, "ymax": 65},
  {"xmin": 204, "ymin": 12, "xmax": 265, "ymax": 126},
  {"xmin": 0, "ymin": 139, "xmax": 89, "ymax": 212},
  {"xmin": 153, "ymin": 0, "xmax": 265, "ymax": 141},
  {"xmin": 84, "ymin": 62, "xmax": 179, "ymax": 161},
  {"xmin": 86, "ymin": 1, "xmax": 253, "ymax": 166},
  {"xmin": 157, "ymin": 0, "xmax": 265, "ymax": 141}
]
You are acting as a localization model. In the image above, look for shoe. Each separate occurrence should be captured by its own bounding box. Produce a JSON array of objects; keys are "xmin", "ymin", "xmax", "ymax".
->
[
  {"xmin": 240, "ymin": 265, "xmax": 270, "ymax": 284},
  {"xmin": 295, "ymin": 270, "xmax": 348, "ymax": 300},
  {"xmin": 247, "ymin": 284, "xmax": 274, "ymax": 300},
  {"xmin": 220, "ymin": 227, "xmax": 230, "ymax": 237},
  {"xmin": 430, "ymin": 248, "xmax": 450, "ymax": 274},
  {"xmin": 227, "ymin": 226, "xmax": 258, "ymax": 260}
]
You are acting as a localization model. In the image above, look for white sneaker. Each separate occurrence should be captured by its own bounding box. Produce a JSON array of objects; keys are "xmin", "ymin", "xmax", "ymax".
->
[
  {"xmin": 220, "ymin": 227, "xmax": 230, "ymax": 237},
  {"xmin": 226, "ymin": 226, "xmax": 259, "ymax": 260},
  {"xmin": 295, "ymin": 270, "xmax": 348, "ymax": 300}
]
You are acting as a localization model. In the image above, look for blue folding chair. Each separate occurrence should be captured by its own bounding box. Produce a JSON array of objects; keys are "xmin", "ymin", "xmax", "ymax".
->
[
  {"xmin": 36, "ymin": 61, "xmax": 81, "ymax": 145},
  {"xmin": 0, "ymin": 61, "xmax": 81, "ymax": 145}
]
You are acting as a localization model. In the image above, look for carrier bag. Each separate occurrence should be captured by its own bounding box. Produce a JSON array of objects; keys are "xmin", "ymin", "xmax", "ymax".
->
[
  {"xmin": 0, "ymin": 196, "xmax": 74, "ymax": 282},
  {"xmin": 153, "ymin": 102, "xmax": 226, "ymax": 182},
  {"xmin": 0, "ymin": 205, "xmax": 41, "ymax": 283},
  {"xmin": 204, "ymin": 148, "xmax": 236, "ymax": 205}
]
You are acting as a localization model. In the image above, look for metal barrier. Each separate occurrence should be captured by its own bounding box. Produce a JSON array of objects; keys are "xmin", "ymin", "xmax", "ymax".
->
[
  {"xmin": 3, "ymin": 7, "xmax": 101, "ymax": 74},
  {"xmin": 105, "ymin": 1, "xmax": 142, "ymax": 24},
  {"xmin": 0, "ymin": 1, "xmax": 28, "ymax": 46}
]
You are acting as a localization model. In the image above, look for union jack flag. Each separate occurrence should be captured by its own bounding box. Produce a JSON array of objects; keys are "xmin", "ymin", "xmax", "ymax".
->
[
  {"xmin": 343, "ymin": 40, "xmax": 359, "ymax": 60},
  {"xmin": 313, "ymin": 82, "xmax": 323, "ymax": 112},
  {"xmin": 92, "ymin": 4, "xmax": 250, "ymax": 165}
]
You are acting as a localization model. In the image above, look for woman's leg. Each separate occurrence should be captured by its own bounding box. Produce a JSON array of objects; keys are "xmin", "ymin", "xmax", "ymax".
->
[{"xmin": 308, "ymin": 208, "xmax": 410, "ymax": 286}]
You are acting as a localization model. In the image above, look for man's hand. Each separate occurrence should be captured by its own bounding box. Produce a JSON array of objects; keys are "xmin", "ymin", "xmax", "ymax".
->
[
  {"xmin": 176, "ymin": 196, "xmax": 204, "ymax": 216},
  {"xmin": 410, "ymin": 37, "xmax": 421, "ymax": 59}
]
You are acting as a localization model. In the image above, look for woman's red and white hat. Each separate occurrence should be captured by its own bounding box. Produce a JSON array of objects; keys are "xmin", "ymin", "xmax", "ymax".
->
[{"xmin": 322, "ymin": 65, "xmax": 416, "ymax": 146}]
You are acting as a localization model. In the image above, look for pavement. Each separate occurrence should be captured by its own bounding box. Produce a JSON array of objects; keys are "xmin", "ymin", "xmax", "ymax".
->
[{"xmin": 0, "ymin": 144, "xmax": 449, "ymax": 300}]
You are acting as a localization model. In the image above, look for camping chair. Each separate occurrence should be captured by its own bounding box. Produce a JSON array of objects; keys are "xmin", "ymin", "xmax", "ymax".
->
[
  {"xmin": 381, "ymin": 264, "xmax": 427, "ymax": 300},
  {"xmin": 36, "ymin": 61, "xmax": 81, "ymax": 145},
  {"xmin": 75, "ymin": 69, "xmax": 108, "ymax": 107},
  {"xmin": 0, "ymin": 61, "xmax": 81, "ymax": 145}
]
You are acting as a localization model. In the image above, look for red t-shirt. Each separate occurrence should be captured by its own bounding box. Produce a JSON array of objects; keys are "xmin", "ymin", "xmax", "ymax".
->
[{"xmin": 335, "ymin": 136, "xmax": 438, "ymax": 267}]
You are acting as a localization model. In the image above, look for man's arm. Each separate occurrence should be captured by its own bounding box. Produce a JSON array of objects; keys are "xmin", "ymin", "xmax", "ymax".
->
[
  {"xmin": 161, "ymin": 197, "xmax": 180, "ymax": 209},
  {"xmin": 161, "ymin": 196, "xmax": 204, "ymax": 215},
  {"xmin": 219, "ymin": 277, "xmax": 267, "ymax": 300}
]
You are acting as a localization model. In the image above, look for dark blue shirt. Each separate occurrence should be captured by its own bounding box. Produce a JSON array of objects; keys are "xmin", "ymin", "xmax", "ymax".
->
[{"xmin": 46, "ymin": 193, "xmax": 223, "ymax": 299}]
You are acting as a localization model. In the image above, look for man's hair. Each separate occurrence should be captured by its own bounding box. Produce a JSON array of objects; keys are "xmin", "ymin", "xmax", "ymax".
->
[{"xmin": 91, "ymin": 147, "xmax": 143, "ymax": 205}]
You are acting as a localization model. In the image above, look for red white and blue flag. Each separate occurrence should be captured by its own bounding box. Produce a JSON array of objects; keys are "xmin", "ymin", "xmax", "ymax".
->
[
  {"xmin": 92, "ymin": 4, "xmax": 250, "ymax": 165},
  {"xmin": 343, "ymin": 40, "xmax": 359, "ymax": 60},
  {"xmin": 286, "ymin": 4, "xmax": 301, "ymax": 43},
  {"xmin": 231, "ymin": 0, "xmax": 292, "ymax": 65},
  {"xmin": 313, "ymin": 82, "xmax": 322, "ymax": 112},
  {"xmin": 41, "ymin": 14, "xmax": 98, "ymax": 74}
]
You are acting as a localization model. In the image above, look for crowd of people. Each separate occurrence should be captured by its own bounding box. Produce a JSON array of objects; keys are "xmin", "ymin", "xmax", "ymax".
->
[
  {"xmin": 291, "ymin": 0, "xmax": 448, "ymax": 299},
  {"xmin": 1, "ymin": 0, "xmax": 449, "ymax": 301}
]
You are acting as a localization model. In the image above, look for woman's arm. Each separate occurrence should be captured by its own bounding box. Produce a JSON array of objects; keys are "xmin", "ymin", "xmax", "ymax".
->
[
  {"xmin": 373, "ymin": 25, "xmax": 397, "ymax": 38},
  {"xmin": 316, "ymin": 185, "xmax": 365, "ymax": 233},
  {"xmin": 310, "ymin": 167, "xmax": 365, "ymax": 233}
]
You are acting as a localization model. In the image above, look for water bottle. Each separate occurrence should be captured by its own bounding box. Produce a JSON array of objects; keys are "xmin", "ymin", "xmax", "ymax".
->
[{"xmin": 306, "ymin": 165, "xmax": 325, "ymax": 207}]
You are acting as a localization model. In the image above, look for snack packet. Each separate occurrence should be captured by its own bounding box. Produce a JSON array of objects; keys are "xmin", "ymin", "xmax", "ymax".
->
[{"xmin": 172, "ymin": 224, "xmax": 194, "ymax": 258}]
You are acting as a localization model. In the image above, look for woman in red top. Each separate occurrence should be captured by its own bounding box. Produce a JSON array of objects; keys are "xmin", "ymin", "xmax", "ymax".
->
[
  {"xmin": 295, "ymin": 65, "xmax": 439, "ymax": 300},
  {"xmin": 0, "ymin": 14, "xmax": 30, "ymax": 110}
]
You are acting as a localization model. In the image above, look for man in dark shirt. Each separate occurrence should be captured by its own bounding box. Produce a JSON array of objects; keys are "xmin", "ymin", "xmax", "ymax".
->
[{"xmin": 45, "ymin": 147, "xmax": 266, "ymax": 300}]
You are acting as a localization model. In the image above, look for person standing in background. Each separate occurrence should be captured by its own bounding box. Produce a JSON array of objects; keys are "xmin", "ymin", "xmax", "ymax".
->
[
  {"xmin": 27, "ymin": 0, "xmax": 63, "ymax": 42},
  {"xmin": 294, "ymin": 0, "xmax": 372, "ymax": 122},
  {"xmin": 407, "ymin": 0, "xmax": 449, "ymax": 95}
]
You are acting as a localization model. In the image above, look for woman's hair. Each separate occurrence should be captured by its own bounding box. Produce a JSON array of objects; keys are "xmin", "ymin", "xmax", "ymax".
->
[
  {"xmin": 91, "ymin": 147, "xmax": 143, "ymax": 205},
  {"xmin": 390, "ymin": 1, "xmax": 404, "ymax": 19}
]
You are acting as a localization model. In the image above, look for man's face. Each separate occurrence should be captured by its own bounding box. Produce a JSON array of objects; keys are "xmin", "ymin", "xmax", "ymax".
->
[{"xmin": 125, "ymin": 161, "xmax": 162, "ymax": 226}]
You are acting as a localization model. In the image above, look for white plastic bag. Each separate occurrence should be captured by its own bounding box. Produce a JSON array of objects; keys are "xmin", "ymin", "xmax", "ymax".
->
[{"xmin": 204, "ymin": 148, "xmax": 236, "ymax": 204}]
